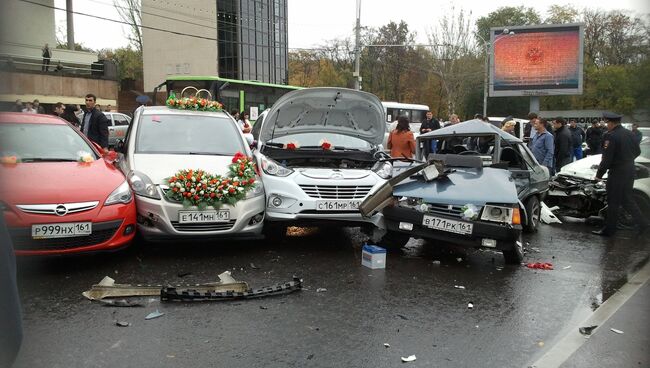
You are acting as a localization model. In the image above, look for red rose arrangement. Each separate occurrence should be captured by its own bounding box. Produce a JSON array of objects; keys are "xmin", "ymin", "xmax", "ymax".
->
[
  {"xmin": 165, "ymin": 91, "xmax": 223, "ymax": 112},
  {"xmin": 164, "ymin": 152, "xmax": 257, "ymax": 208},
  {"xmin": 283, "ymin": 141, "xmax": 299, "ymax": 150},
  {"xmin": 319, "ymin": 138, "xmax": 332, "ymax": 150}
]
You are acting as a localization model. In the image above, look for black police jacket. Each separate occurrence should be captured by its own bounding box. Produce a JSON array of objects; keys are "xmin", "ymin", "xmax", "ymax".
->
[{"xmin": 596, "ymin": 125, "xmax": 641, "ymax": 178}]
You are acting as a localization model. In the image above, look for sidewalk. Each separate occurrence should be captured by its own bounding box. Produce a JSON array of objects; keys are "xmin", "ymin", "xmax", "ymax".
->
[
  {"xmin": 559, "ymin": 280, "xmax": 649, "ymax": 368},
  {"xmin": 530, "ymin": 261, "xmax": 649, "ymax": 368}
]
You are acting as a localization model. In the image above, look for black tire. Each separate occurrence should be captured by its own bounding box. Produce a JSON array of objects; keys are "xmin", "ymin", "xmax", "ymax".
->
[
  {"xmin": 502, "ymin": 235, "xmax": 524, "ymax": 265},
  {"xmin": 377, "ymin": 230, "xmax": 411, "ymax": 251},
  {"xmin": 523, "ymin": 196, "xmax": 541, "ymax": 233},
  {"xmin": 263, "ymin": 223, "xmax": 286, "ymax": 241},
  {"xmin": 619, "ymin": 191, "xmax": 650, "ymax": 228}
]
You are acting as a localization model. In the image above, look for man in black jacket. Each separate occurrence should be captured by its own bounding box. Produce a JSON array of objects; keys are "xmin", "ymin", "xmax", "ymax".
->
[
  {"xmin": 81, "ymin": 93, "xmax": 109, "ymax": 150},
  {"xmin": 586, "ymin": 121, "xmax": 605, "ymax": 155},
  {"xmin": 568, "ymin": 119, "xmax": 585, "ymax": 160},
  {"xmin": 553, "ymin": 118, "xmax": 572, "ymax": 171},
  {"xmin": 593, "ymin": 112, "xmax": 648, "ymax": 237}
]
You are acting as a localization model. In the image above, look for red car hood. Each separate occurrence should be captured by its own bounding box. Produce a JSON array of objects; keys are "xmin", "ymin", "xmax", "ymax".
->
[{"xmin": 0, "ymin": 160, "xmax": 126, "ymax": 205}]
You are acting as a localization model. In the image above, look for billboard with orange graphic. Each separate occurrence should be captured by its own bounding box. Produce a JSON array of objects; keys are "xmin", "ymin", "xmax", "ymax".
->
[{"xmin": 489, "ymin": 24, "xmax": 584, "ymax": 97}]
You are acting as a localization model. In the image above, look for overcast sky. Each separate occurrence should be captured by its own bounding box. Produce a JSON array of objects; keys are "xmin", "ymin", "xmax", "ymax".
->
[{"xmin": 53, "ymin": 0, "xmax": 650, "ymax": 50}]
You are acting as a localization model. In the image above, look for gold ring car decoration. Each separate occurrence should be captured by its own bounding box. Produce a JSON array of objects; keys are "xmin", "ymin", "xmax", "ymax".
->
[
  {"xmin": 164, "ymin": 152, "xmax": 257, "ymax": 209},
  {"xmin": 166, "ymin": 87, "xmax": 224, "ymax": 112}
]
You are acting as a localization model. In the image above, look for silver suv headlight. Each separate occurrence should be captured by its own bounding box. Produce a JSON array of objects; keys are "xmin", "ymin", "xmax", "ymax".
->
[
  {"xmin": 105, "ymin": 180, "xmax": 133, "ymax": 205},
  {"xmin": 260, "ymin": 156, "xmax": 293, "ymax": 177},
  {"xmin": 246, "ymin": 179, "xmax": 265, "ymax": 199},
  {"xmin": 480, "ymin": 205, "xmax": 514, "ymax": 223},
  {"xmin": 372, "ymin": 161, "xmax": 393, "ymax": 179},
  {"xmin": 127, "ymin": 170, "xmax": 161, "ymax": 200}
]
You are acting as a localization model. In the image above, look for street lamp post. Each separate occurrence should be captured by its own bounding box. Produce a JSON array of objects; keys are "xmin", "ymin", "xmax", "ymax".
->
[{"xmin": 476, "ymin": 29, "xmax": 513, "ymax": 118}]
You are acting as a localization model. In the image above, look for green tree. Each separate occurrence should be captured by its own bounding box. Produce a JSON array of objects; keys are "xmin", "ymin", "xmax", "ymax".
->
[
  {"xmin": 545, "ymin": 4, "xmax": 579, "ymax": 24},
  {"xmin": 475, "ymin": 6, "xmax": 542, "ymax": 44},
  {"xmin": 99, "ymin": 47, "xmax": 143, "ymax": 81}
]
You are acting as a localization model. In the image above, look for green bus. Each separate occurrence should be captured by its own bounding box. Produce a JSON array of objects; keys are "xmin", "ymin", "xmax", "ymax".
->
[{"xmin": 154, "ymin": 76, "xmax": 302, "ymax": 120}]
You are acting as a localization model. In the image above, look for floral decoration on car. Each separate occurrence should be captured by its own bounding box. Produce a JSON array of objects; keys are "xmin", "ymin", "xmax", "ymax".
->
[
  {"xmin": 166, "ymin": 91, "xmax": 223, "ymax": 112},
  {"xmin": 164, "ymin": 152, "xmax": 257, "ymax": 209},
  {"xmin": 460, "ymin": 204, "xmax": 480, "ymax": 221},
  {"xmin": 319, "ymin": 138, "xmax": 332, "ymax": 150},
  {"xmin": 77, "ymin": 151, "xmax": 95, "ymax": 164},
  {"xmin": 283, "ymin": 141, "xmax": 300, "ymax": 150},
  {"xmin": 0, "ymin": 154, "xmax": 20, "ymax": 165}
]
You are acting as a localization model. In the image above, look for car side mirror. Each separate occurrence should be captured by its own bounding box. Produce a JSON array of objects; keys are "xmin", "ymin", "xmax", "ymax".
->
[{"xmin": 115, "ymin": 139, "xmax": 125, "ymax": 153}]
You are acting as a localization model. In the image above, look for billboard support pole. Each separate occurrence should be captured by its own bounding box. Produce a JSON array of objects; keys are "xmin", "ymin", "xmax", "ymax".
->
[{"xmin": 530, "ymin": 96, "xmax": 540, "ymax": 114}]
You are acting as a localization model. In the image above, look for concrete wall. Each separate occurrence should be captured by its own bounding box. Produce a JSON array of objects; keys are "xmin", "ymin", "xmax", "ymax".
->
[
  {"xmin": 142, "ymin": 0, "xmax": 218, "ymax": 92},
  {"xmin": 0, "ymin": 71, "xmax": 118, "ymax": 106}
]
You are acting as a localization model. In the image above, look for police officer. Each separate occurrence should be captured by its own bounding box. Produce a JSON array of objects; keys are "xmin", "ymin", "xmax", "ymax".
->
[{"xmin": 592, "ymin": 112, "xmax": 649, "ymax": 236}]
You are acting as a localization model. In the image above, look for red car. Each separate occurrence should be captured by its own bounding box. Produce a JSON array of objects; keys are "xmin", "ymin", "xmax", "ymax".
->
[{"xmin": 0, "ymin": 113, "xmax": 136, "ymax": 255}]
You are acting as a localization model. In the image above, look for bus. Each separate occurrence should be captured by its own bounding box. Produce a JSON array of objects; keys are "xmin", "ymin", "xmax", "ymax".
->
[
  {"xmin": 382, "ymin": 102, "xmax": 429, "ymax": 125},
  {"xmin": 153, "ymin": 76, "xmax": 303, "ymax": 120}
]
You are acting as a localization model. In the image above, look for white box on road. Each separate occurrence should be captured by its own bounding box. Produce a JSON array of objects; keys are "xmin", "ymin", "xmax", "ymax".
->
[{"xmin": 362, "ymin": 244, "xmax": 386, "ymax": 269}]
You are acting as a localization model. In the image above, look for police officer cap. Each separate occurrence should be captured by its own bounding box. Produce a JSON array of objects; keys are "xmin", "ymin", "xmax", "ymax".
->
[{"xmin": 602, "ymin": 111, "xmax": 622, "ymax": 121}]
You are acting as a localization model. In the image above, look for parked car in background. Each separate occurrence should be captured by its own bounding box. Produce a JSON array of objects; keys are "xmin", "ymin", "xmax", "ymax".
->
[
  {"xmin": 361, "ymin": 119, "xmax": 550, "ymax": 264},
  {"xmin": 0, "ymin": 112, "xmax": 136, "ymax": 255},
  {"xmin": 254, "ymin": 87, "xmax": 391, "ymax": 237},
  {"xmin": 117, "ymin": 106, "xmax": 265, "ymax": 241},
  {"xmin": 546, "ymin": 137, "xmax": 650, "ymax": 222}
]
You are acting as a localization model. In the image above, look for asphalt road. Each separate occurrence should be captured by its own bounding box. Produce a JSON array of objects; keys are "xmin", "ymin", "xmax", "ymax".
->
[{"xmin": 12, "ymin": 222, "xmax": 650, "ymax": 368}]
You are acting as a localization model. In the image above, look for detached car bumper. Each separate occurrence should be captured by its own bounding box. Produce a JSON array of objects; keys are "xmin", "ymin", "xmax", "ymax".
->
[
  {"xmin": 382, "ymin": 206, "xmax": 521, "ymax": 249},
  {"xmin": 134, "ymin": 194, "xmax": 265, "ymax": 241}
]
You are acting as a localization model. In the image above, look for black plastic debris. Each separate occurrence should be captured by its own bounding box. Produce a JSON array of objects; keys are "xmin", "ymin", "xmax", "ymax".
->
[
  {"xmin": 578, "ymin": 325, "xmax": 598, "ymax": 335},
  {"xmin": 177, "ymin": 272, "xmax": 192, "ymax": 278},
  {"xmin": 161, "ymin": 276, "xmax": 303, "ymax": 302},
  {"xmin": 115, "ymin": 321, "xmax": 130, "ymax": 327}
]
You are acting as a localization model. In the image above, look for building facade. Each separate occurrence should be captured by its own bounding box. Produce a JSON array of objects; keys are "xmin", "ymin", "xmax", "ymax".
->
[{"xmin": 143, "ymin": 0, "xmax": 288, "ymax": 91}]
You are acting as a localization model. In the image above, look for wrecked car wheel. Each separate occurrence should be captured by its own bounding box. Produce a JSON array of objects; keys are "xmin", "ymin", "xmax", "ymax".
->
[
  {"xmin": 523, "ymin": 196, "xmax": 540, "ymax": 233},
  {"xmin": 502, "ymin": 236, "xmax": 523, "ymax": 265},
  {"xmin": 263, "ymin": 223, "xmax": 286, "ymax": 240},
  {"xmin": 377, "ymin": 231, "xmax": 411, "ymax": 251}
]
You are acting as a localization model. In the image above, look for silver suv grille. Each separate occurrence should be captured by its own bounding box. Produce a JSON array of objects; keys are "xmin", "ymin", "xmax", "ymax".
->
[{"xmin": 299, "ymin": 185, "xmax": 373, "ymax": 199}]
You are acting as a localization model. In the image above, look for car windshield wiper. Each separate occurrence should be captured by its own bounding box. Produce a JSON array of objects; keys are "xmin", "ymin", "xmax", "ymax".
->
[{"xmin": 21, "ymin": 158, "xmax": 79, "ymax": 162}]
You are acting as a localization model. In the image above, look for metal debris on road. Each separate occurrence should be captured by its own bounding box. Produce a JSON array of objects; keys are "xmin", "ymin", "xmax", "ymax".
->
[
  {"xmin": 454, "ymin": 285, "xmax": 466, "ymax": 289},
  {"xmin": 528, "ymin": 247, "xmax": 541, "ymax": 253},
  {"xmin": 563, "ymin": 265, "xmax": 572, "ymax": 270},
  {"xmin": 250, "ymin": 263, "xmax": 259, "ymax": 269},
  {"xmin": 316, "ymin": 288, "xmax": 327, "ymax": 293},
  {"xmin": 467, "ymin": 302, "xmax": 474, "ymax": 309},
  {"xmin": 82, "ymin": 273, "xmax": 249, "ymax": 301},
  {"xmin": 384, "ymin": 343, "xmax": 390, "ymax": 348},
  {"xmin": 145, "ymin": 310, "xmax": 165, "ymax": 320},
  {"xmin": 98, "ymin": 299, "xmax": 143, "ymax": 308},
  {"xmin": 401, "ymin": 355, "xmax": 417, "ymax": 363},
  {"xmin": 610, "ymin": 328, "xmax": 624, "ymax": 334},
  {"xmin": 396, "ymin": 314, "xmax": 409, "ymax": 320},
  {"xmin": 259, "ymin": 306, "xmax": 268, "ymax": 310},
  {"xmin": 540, "ymin": 202, "xmax": 562, "ymax": 224},
  {"xmin": 456, "ymin": 257, "xmax": 463, "ymax": 263},
  {"xmin": 177, "ymin": 272, "xmax": 192, "ymax": 278},
  {"xmin": 115, "ymin": 321, "xmax": 130, "ymax": 327},
  {"xmin": 526, "ymin": 262, "xmax": 554, "ymax": 270},
  {"xmin": 432, "ymin": 260, "xmax": 441, "ymax": 266},
  {"xmin": 578, "ymin": 325, "xmax": 598, "ymax": 335},
  {"xmin": 161, "ymin": 276, "xmax": 303, "ymax": 302}
]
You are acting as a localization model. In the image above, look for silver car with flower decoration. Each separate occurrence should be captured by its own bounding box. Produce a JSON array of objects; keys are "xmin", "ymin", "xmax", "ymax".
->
[
  {"xmin": 253, "ymin": 87, "xmax": 391, "ymax": 237},
  {"xmin": 360, "ymin": 119, "xmax": 550, "ymax": 264},
  {"xmin": 116, "ymin": 105, "xmax": 265, "ymax": 241}
]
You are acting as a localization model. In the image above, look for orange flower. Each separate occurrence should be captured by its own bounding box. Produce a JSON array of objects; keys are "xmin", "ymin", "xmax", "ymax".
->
[{"xmin": 1, "ymin": 156, "xmax": 17, "ymax": 164}]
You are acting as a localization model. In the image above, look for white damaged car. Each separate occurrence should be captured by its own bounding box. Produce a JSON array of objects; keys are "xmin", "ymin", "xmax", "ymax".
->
[{"xmin": 254, "ymin": 87, "xmax": 391, "ymax": 236}]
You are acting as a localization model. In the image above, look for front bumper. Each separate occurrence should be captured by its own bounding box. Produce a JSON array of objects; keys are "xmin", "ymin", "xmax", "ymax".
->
[
  {"xmin": 134, "ymin": 194, "xmax": 265, "ymax": 241},
  {"xmin": 261, "ymin": 170, "xmax": 385, "ymax": 226},
  {"xmin": 383, "ymin": 206, "xmax": 521, "ymax": 250}
]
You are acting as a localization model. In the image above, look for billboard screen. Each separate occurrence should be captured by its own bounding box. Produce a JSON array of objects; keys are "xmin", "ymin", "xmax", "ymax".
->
[{"xmin": 489, "ymin": 24, "xmax": 584, "ymax": 97}]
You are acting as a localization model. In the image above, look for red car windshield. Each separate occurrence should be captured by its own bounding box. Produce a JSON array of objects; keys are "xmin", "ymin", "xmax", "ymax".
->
[{"xmin": 0, "ymin": 123, "xmax": 97, "ymax": 162}]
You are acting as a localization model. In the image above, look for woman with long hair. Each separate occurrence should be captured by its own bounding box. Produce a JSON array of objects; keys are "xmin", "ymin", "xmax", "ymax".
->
[
  {"xmin": 387, "ymin": 116, "xmax": 415, "ymax": 159},
  {"xmin": 60, "ymin": 104, "xmax": 81, "ymax": 128}
]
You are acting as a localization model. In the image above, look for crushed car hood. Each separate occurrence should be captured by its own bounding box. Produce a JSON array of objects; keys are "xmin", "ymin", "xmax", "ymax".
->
[
  {"xmin": 392, "ymin": 166, "xmax": 518, "ymax": 206},
  {"xmin": 259, "ymin": 87, "xmax": 385, "ymax": 145}
]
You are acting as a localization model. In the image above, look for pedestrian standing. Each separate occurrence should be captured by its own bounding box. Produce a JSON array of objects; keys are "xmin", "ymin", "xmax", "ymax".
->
[
  {"xmin": 502, "ymin": 120, "xmax": 516, "ymax": 136},
  {"xmin": 568, "ymin": 119, "xmax": 585, "ymax": 161},
  {"xmin": 420, "ymin": 111, "xmax": 441, "ymax": 152},
  {"xmin": 41, "ymin": 43, "xmax": 51, "ymax": 72},
  {"xmin": 61, "ymin": 105, "xmax": 81, "ymax": 127},
  {"xmin": 631, "ymin": 124, "xmax": 643, "ymax": 145},
  {"xmin": 553, "ymin": 118, "xmax": 572, "ymax": 171},
  {"xmin": 524, "ymin": 112, "xmax": 538, "ymax": 142},
  {"xmin": 530, "ymin": 118, "xmax": 555, "ymax": 174},
  {"xmin": 586, "ymin": 121, "xmax": 605, "ymax": 155},
  {"xmin": 230, "ymin": 109, "xmax": 240, "ymax": 122},
  {"xmin": 32, "ymin": 99, "xmax": 44, "ymax": 114},
  {"xmin": 81, "ymin": 94, "xmax": 109, "ymax": 150},
  {"xmin": 238, "ymin": 111, "xmax": 252, "ymax": 134},
  {"xmin": 387, "ymin": 116, "xmax": 415, "ymax": 159},
  {"xmin": 52, "ymin": 102, "xmax": 65, "ymax": 117},
  {"xmin": 21, "ymin": 102, "xmax": 36, "ymax": 114},
  {"xmin": 592, "ymin": 112, "xmax": 648, "ymax": 237},
  {"xmin": 11, "ymin": 100, "xmax": 23, "ymax": 112}
]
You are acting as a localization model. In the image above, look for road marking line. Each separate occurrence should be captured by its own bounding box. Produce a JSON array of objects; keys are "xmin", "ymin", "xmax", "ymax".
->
[{"xmin": 527, "ymin": 261, "xmax": 650, "ymax": 368}]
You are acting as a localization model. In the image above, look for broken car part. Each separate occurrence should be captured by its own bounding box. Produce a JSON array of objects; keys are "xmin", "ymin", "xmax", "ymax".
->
[{"xmin": 161, "ymin": 277, "xmax": 303, "ymax": 302}]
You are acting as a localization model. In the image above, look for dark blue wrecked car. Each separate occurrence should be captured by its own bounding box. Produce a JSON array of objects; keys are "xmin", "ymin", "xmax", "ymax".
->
[{"xmin": 360, "ymin": 119, "xmax": 550, "ymax": 264}]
